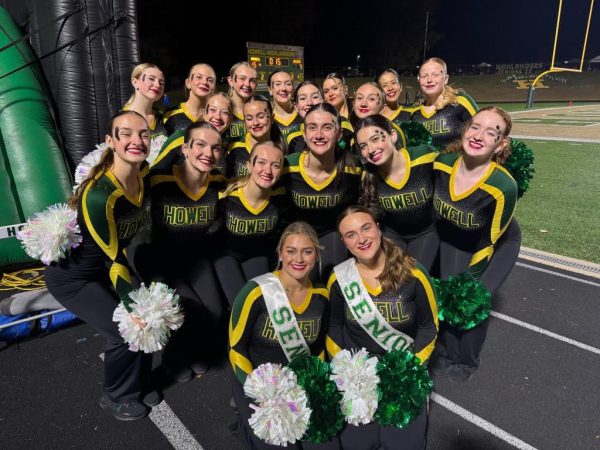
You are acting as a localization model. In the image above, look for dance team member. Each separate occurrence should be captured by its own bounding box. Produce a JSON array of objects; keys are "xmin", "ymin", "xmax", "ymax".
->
[
  {"xmin": 268, "ymin": 70, "xmax": 303, "ymax": 142},
  {"xmin": 229, "ymin": 222, "xmax": 339, "ymax": 450},
  {"xmin": 327, "ymin": 206, "xmax": 438, "ymax": 450},
  {"xmin": 163, "ymin": 63, "xmax": 217, "ymax": 135},
  {"xmin": 280, "ymin": 103, "xmax": 362, "ymax": 281},
  {"xmin": 136, "ymin": 121, "xmax": 226, "ymax": 381},
  {"xmin": 45, "ymin": 111, "xmax": 154, "ymax": 421},
  {"xmin": 355, "ymin": 114, "xmax": 439, "ymax": 271},
  {"xmin": 377, "ymin": 68, "xmax": 415, "ymax": 124},
  {"xmin": 287, "ymin": 80, "xmax": 323, "ymax": 154},
  {"xmin": 433, "ymin": 106, "xmax": 518, "ymax": 381},
  {"xmin": 227, "ymin": 61, "xmax": 258, "ymax": 141},
  {"xmin": 215, "ymin": 141, "xmax": 287, "ymax": 307},
  {"xmin": 322, "ymin": 73, "xmax": 354, "ymax": 150},
  {"xmin": 123, "ymin": 63, "xmax": 167, "ymax": 138},
  {"xmin": 225, "ymin": 94, "xmax": 285, "ymax": 178},
  {"xmin": 411, "ymin": 57, "xmax": 478, "ymax": 149}
]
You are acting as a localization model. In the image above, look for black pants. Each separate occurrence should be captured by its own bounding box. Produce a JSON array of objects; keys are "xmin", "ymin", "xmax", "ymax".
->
[
  {"xmin": 440, "ymin": 219, "xmax": 521, "ymax": 368},
  {"xmin": 313, "ymin": 231, "xmax": 349, "ymax": 284},
  {"xmin": 231, "ymin": 379, "xmax": 341, "ymax": 450},
  {"xmin": 214, "ymin": 254, "xmax": 271, "ymax": 308},
  {"xmin": 45, "ymin": 266, "xmax": 151, "ymax": 403},
  {"xmin": 133, "ymin": 244, "xmax": 226, "ymax": 366},
  {"xmin": 384, "ymin": 227, "xmax": 440, "ymax": 273}
]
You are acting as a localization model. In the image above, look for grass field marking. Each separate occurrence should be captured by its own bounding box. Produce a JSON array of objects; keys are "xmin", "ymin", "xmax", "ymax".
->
[
  {"xmin": 430, "ymin": 393, "xmax": 538, "ymax": 450},
  {"xmin": 490, "ymin": 311, "xmax": 600, "ymax": 356},
  {"xmin": 515, "ymin": 262, "xmax": 600, "ymax": 287},
  {"xmin": 509, "ymin": 104, "xmax": 600, "ymax": 115},
  {"xmin": 150, "ymin": 401, "xmax": 205, "ymax": 450},
  {"xmin": 511, "ymin": 135, "xmax": 600, "ymax": 143}
]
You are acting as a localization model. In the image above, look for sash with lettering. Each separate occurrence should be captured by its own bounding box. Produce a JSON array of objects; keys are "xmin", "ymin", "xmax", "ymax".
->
[
  {"xmin": 253, "ymin": 273, "xmax": 311, "ymax": 362},
  {"xmin": 334, "ymin": 259, "xmax": 414, "ymax": 352}
]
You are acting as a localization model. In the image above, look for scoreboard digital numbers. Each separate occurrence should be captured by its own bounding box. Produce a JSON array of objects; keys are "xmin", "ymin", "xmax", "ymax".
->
[{"xmin": 246, "ymin": 42, "xmax": 304, "ymax": 91}]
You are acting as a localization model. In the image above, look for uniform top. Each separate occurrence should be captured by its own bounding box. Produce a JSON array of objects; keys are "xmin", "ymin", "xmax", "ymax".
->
[
  {"xmin": 279, "ymin": 151, "xmax": 362, "ymax": 236},
  {"xmin": 217, "ymin": 185, "xmax": 286, "ymax": 260},
  {"xmin": 386, "ymin": 106, "xmax": 417, "ymax": 128},
  {"xmin": 149, "ymin": 164, "xmax": 226, "ymax": 251},
  {"xmin": 224, "ymin": 111, "xmax": 246, "ymax": 143},
  {"xmin": 273, "ymin": 111, "xmax": 303, "ymax": 143},
  {"xmin": 62, "ymin": 168, "xmax": 150, "ymax": 304},
  {"xmin": 121, "ymin": 105, "xmax": 167, "ymax": 139},
  {"xmin": 163, "ymin": 102, "xmax": 199, "ymax": 135},
  {"xmin": 374, "ymin": 144, "xmax": 438, "ymax": 238},
  {"xmin": 150, "ymin": 129, "xmax": 185, "ymax": 170},
  {"xmin": 229, "ymin": 274, "xmax": 330, "ymax": 384},
  {"xmin": 433, "ymin": 151, "xmax": 517, "ymax": 278},
  {"xmin": 326, "ymin": 262, "xmax": 438, "ymax": 363},
  {"xmin": 410, "ymin": 93, "xmax": 478, "ymax": 149},
  {"xmin": 225, "ymin": 133, "xmax": 255, "ymax": 178}
]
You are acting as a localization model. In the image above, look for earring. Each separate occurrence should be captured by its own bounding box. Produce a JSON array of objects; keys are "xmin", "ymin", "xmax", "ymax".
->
[
  {"xmin": 277, "ymin": 259, "xmax": 283, "ymax": 269},
  {"xmin": 136, "ymin": 87, "xmax": 139, "ymax": 91}
]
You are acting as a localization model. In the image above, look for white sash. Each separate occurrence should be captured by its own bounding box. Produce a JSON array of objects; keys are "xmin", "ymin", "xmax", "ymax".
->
[
  {"xmin": 253, "ymin": 273, "xmax": 311, "ymax": 362},
  {"xmin": 333, "ymin": 259, "xmax": 414, "ymax": 353}
]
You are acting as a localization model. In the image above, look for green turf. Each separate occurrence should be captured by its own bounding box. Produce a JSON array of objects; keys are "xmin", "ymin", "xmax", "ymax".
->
[{"xmin": 515, "ymin": 139, "xmax": 600, "ymax": 263}]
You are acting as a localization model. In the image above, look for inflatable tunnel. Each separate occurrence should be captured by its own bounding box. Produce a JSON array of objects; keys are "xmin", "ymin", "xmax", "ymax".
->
[{"xmin": 0, "ymin": 1, "xmax": 140, "ymax": 267}]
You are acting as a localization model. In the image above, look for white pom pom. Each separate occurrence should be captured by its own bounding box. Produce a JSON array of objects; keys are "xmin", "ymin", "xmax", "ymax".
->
[
  {"xmin": 147, "ymin": 135, "xmax": 167, "ymax": 165},
  {"xmin": 17, "ymin": 203, "xmax": 82, "ymax": 265},
  {"xmin": 244, "ymin": 364, "xmax": 311, "ymax": 446},
  {"xmin": 74, "ymin": 144, "xmax": 107, "ymax": 189},
  {"xmin": 113, "ymin": 282, "xmax": 184, "ymax": 353},
  {"xmin": 330, "ymin": 348, "xmax": 380, "ymax": 425}
]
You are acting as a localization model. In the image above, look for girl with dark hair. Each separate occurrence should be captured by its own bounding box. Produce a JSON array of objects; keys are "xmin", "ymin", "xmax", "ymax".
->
[
  {"xmin": 214, "ymin": 141, "xmax": 287, "ymax": 307},
  {"xmin": 225, "ymin": 94, "xmax": 286, "ymax": 178},
  {"xmin": 163, "ymin": 63, "xmax": 217, "ymax": 135},
  {"xmin": 280, "ymin": 103, "xmax": 362, "ymax": 281},
  {"xmin": 433, "ymin": 106, "xmax": 519, "ymax": 382},
  {"xmin": 229, "ymin": 221, "xmax": 339, "ymax": 450},
  {"xmin": 377, "ymin": 68, "xmax": 415, "ymax": 124},
  {"xmin": 411, "ymin": 57, "xmax": 478, "ymax": 149},
  {"xmin": 327, "ymin": 205, "xmax": 438, "ymax": 450},
  {"xmin": 354, "ymin": 114, "xmax": 439, "ymax": 271},
  {"xmin": 45, "ymin": 111, "xmax": 154, "ymax": 421},
  {"xmin": 286, "ymin": 80, "xmax": 323, "ymax": 154},
  {"xmin": 135, "ymin": 121, "xmax": 227, "ymax": 381}
]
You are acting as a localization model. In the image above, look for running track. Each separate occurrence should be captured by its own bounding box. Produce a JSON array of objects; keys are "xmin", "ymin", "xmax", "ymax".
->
[{"xmin": 1, "ymin": 250, "xmax": 598, "ymax": 449}]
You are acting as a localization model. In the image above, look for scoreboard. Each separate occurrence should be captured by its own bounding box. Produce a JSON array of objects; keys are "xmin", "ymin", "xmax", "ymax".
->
[{"xmin": 246, "ymin": 42, "xmax": 304, "ymax": 91}]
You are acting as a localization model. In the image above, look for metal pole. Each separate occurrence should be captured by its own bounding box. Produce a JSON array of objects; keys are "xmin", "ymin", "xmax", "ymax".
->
[{"xmin": 526, "ymin": 86, "xmax": 535, "ymax": 109}]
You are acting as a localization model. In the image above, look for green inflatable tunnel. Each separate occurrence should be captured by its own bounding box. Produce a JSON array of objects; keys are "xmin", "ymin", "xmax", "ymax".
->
[{"xmin": 0, "ymin": 7, "xmax": 72, "ymax": 267}]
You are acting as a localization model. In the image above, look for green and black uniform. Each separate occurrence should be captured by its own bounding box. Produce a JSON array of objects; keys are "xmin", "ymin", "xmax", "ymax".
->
[
  {"xmin": 273, "ymin": 111, "xmax": 303, "ymax": 144},
  {"xmin": 372, "ymin": 144, "xmax": 439, "ymax": 271},
  {"xmin": 326, "ymin": 263, "xmax": 438, "ymax": 450},
  {"xmin": 163, "ymin": 102, "xmax": 199, "ymax": 135},
  {"xmin": 45, "ymin": 168, "xmax": 152, "ymax": 403},
  {"xmin": 433, "ymin": 151, "xmax": 518, "ymax": 370},
  {"xmin": 224, "ymin": 111, "xmax": 246, "ymax": 143},
  {"xmin": 225, "ymin": 133, "xmax": 254, "ymax": 178},
  {"xmin": 410, "ymin": 93, "xmax": 478, "ymax": 149},
  {"xmin": 122, "ymin": 105, "xmax": 167, "ymax": 139}
]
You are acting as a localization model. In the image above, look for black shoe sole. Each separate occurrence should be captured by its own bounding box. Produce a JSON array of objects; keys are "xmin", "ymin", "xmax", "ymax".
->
[{"xmin": 99, "ymin": 399, "xmax": 149, "ymax": 421}]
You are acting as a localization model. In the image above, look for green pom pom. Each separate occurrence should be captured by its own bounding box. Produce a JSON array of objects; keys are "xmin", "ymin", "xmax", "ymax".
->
[
  {"xmin": 287, "ymin": 355, "xmax": 344, "ymax": 443},
  {"xmin": 398, "ymin": 122, "xmax": 433, "ymax": 147},
  {"xmin": 374, "ymin": 349, "xmax": 432, "ymax": 428},
  {"xmin": 337, "ymin": 139, "xmax": 347, "ymax": 150},
  {"xmin": 435, "ymin": 273, "xmax": 491, "ymax": 330},
  {"xmin": 504, "ymin": 139, "xmax": 535, "ymax": 198}
]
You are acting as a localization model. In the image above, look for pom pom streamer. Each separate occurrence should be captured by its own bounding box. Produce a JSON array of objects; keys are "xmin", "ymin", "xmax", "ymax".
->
[
  {"xmin": 17, "ymin": 203, "xmax": 82, "ymax": 265},
  {"xmin": 330, "ymin": 348, "xmax": 380, "ymax": 426},
  {"xmin": 504, "ymin": 139, "xmax": 535, "ymax": 198},
  {"xmin": 433, "ymin": 273, "xmax": 492, "ymax": 330},
  {"xmin": 244, "ymin": 363, "xmax": 311, "ymax": 446},
  {"xmin": 399, "ymin": 121, "xmax": 433, "ymax": 147},
  {"xmin": 375, "ymin": 349, "xmax": 433, "ymax": 428},
  {"xmin": 113, "ymin": 282, "xmax": 184, "ymax": 353},
  {"xmin": 287, "ymin": 356, "xmax": 344, "ymax": 443},
  {"xmin": 147, "ymin": 135, "xmax": 167, "ymax": 166}
]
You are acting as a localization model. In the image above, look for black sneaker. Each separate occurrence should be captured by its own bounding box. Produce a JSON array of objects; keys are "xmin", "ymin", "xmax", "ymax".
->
[
  {"xmin": 190, "ymin": 361, "xmax": 209, "ymax": 376},
  {"xmin": 168, "ymin": 365, "xmax": 194, "ymax": 383},
  {"xmin": 99, "ymin": 394, "xmax": 149, "ymax": 421},
  {"xmin": 447, "ymin": 364, "xmax": 476, "ymax": 383},
  {"xmin": 428, "ymin": 356, "xmax": 452, "ymax": 376},
  {"xmin": 142, "ymin": 390, "xmax": 164, "ymax": 407}
]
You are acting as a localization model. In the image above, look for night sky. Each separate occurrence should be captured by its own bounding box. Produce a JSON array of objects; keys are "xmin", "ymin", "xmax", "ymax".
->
[{"xmin": 138, "ymin": 0, "xmax": 600, "ymax": 79}]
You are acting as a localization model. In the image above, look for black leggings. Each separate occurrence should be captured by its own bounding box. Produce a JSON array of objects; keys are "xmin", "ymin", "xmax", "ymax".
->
[
  {"xmin": 45, "ymin": 266, "xmax": 152, "ymax": 403},
  {"xmin": 440, "ymin": 219, "xmax": 521, "ymax": 368},
  {"xmin": 384, "ymin": 227, "xmax": 440, "ymax": 273},
  {"xmin": 214, "ymin": 254, "xmax": 271, "ymax": 307},
  {"xmin": 231, "ymin": 379, "xmax": 341, "ymax": 450}
]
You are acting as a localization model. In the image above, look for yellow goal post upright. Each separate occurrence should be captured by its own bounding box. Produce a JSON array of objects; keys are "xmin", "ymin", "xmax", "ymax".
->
[{"xmin": 526, "ymin": 0, "xmax": 595, "ymax": 108}]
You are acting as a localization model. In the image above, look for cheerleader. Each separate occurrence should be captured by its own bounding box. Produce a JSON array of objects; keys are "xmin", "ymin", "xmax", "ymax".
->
[
  {"xmin": 287, "ymin": 80, "xmax": 323, "ymax": 154},
  {"xmin": 227, "ymin": 61, "xmax": 259, "ymax": 141},
  {"xmin": 433, "ymin": 106, "xmax": 518, "ymax": 382},
  {"xmin": 229, "ymin": 221, "xmax": 339, "ymax": 449},
  {"xmin": 322, "ymin": 72, "xmax": 350, "ymax": 120},
  {"xmin": 123, "ymin": 63, "xmax": 167, "ymax": 138},
  {"xmin": 377, "ymin": 68, "xmax": 416, "ymax": 125},
  {"xmin": 268, "ymin": 70, "xmax": 303, "ymax": 142},
  {"xmin": 45, "ymin": 111, "xmax": 154, "ymax": 420},
  {"xmin": 327, "ymin": 206, "xmax": 438, "ymax": 450},
  {"xmin": 163, "ymin": 63, "xmax": 217, "ymax": 135},
  {"xmin": 355, "ymin": 114, "xmax": 439, "ymax": 271}
]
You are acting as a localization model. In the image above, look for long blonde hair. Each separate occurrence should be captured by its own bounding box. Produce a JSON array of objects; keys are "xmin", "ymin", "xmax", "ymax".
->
[
  {"xmin": 417, "ymin": 57, "xmax": 462, "ymax": 110},
  {"xmin": 337, "ymin": 205, "xmax": 416, "ymax": 292},
  {"xmin": 124, "ymin": 63, "xmax": 162, "ymax": 107}
]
